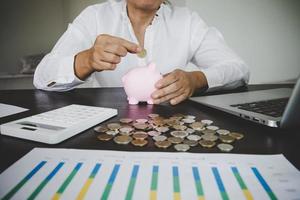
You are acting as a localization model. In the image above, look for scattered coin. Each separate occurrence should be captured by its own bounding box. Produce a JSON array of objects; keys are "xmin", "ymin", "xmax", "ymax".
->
[
  {"xmin": 229, "ymin": 132, "xmax": 244, "ymax": 140},
  {"xmin": 170, "ymin": 131, "xmax": 188, "ymax": 139},
  {"xmin": 148, "ymin": 113, "xmax": 159, "ymax": 118},
  {"xmin": 181, "ymin": 118, "xmax": 195, "ymax": 124},
  {"xmin": 217, "ymin": 143, "xmax": 234, "ymax": 152},
  {"xmin": 201, "ymin": 129, "xmax": 216, "ymax": 135},
  {"xmin": 133, "ymin": 123, "xmax": 149, "ymax": 130},
  {"xmin": 202, "ymin": 134, "xmax": 218, "ymax": 142},
  {"xmin": 173, "ymin": 124, "xmax": 187, "ymax": 131},
  {"xmin": 119, "ymin": 127, "xmax": 134, "ymax": 134},
  {"xmin": 199, "ymin": 140, "xmax": 216, "ymax": 148},
  {"xmin": 155, "ymin": 141, "xmax": 172, "ymax": 149},
  {"xmin": 187, "ymin": 135, "xmax": 202, "ymax": 141},
  {"xmin": 97, "ymin": 134, "xmax": 113, "ymax": 141},
  {"xmin": 201, "ymin": 119, "xmax": 213, "ymax": 125},
  {"xmin": 186, "ymin": 128, "xmax": 196, "ymax": 134},
  {"xmin": 132, "ymin": 139, "xmax": 148, "ymax": 147},
  {"xmin": 153, "ymin": 135, "xmax": 167, "ymax": 142},
  {"xmin": 168, "ymin": 137, "xmax": 184, "ymax": 144},
  {"xmin": 147, "ymin": 131, "xmax": 161, "ymax": 137},
  {"xmin": 136, "ymin": 119, "xmax": 148, "ymax": 123},
  {"xmin": 206, "ymin": 125, "xmax": 219, "ymax": 131},
  {"xmin": 106, "ymin": 130, "xmax": 118, "ymax": 136},
  {"xmin": 133, "ymin": 132, "xmax": 148, "ymax": 140},
  {"xmin": 174, "ymin": 144, "xmax": 190, "ymax": 152},
  {"xmin": 114, "ymin": 135, "xmax": 132, "ymax": 145},
  {"xmin": 155, "ymin": 126, "xmax": 169, "ymax": 133},
  {"xmin": 107, "ymin": 123, "xmax": 122, "ymax": 130},
  {"xmin": 217, "ymin": 129, "xmax": 230, "ymax": 135},
  {"xmin": 119, "ymin": 118, "xmax": 133, "ymax": 124},
  {"xmin": 219, "ymin": 135, "xmax": 235, "ymax": 143},
  {"xmin": 183, "ymin": 140, "xmax": 198, "ymax": 147},
  {"xmin": 94, "ymin": 125, "xmax": 109, "ymax": 133}
]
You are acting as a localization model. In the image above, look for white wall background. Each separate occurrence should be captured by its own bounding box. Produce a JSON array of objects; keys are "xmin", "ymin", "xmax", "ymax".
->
[{"xmin": 186, "ymin": 0, "xmax": 300, "ymax": 84}]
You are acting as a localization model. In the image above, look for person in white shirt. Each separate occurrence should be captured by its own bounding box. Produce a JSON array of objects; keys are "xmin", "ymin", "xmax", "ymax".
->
[{"xmin": 34, "ymin": 0, "xmax": 249, "ymax": 105}]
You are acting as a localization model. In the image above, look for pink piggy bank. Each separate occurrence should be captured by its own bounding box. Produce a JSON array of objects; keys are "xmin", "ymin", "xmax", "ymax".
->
[{"xmin": 122, "ymin": 63, "xmax": 162, "ymax": 105}]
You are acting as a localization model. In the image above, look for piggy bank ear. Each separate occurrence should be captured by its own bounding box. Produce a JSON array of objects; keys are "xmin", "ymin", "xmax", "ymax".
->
[{"xmin": 148, "ymin": 63, "xmax": 156, "ymax": 71}]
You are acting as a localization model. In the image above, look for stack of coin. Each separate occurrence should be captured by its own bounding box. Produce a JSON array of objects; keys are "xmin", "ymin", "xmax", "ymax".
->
[{"xmin": 94, "ymin": 113, "xmax": 245, "ymax": 153}]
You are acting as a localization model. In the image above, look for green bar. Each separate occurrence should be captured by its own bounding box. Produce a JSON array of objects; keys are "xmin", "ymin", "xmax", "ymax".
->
[
  {"xmin": 125, "ymin": 178, "xmax": 137, "ymax": 200},
  {"xmin": 57, "ymin": 163, "xmax": 82, "ymax": 194},
  {"xmin": 221, "ymin": 192, "xmax": 230, "ymax": 200},
  {"xmin": 101, "ymin": 184, "xmax": 112, "ymax": 200},
  {"xmin": 232, "ymin": 168, "xmax": 247, "ymax": 190},
  {"xmin": 173, "ymin": 176, "xmax": 180, "ymax": 193},
  {"xmin": 151, "ymin": 166, "xmax": 159, "ymax": 191}
]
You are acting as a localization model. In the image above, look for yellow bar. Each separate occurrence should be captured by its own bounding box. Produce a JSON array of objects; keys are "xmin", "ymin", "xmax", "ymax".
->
[
  {"xmin": 243, "ymin": 189, "xmax": 254, "ymax": 200},
  {"xmin": 150, "ymin": 191, "xmax": 157, "ymax": 200},
  {"xmin": 198, "ymin": 196, "xmax": 205, "ymax": 200},
  {"xmin": 76, "ymin": 178, "xmax": 93, "ymax": 200},
  {"xmin": 52, "ymin": 193, "xmax": 61, "ymax": 200},
  {"xmin": 174, "ymin": 192, "xmax": 181, "ymax": 200}
]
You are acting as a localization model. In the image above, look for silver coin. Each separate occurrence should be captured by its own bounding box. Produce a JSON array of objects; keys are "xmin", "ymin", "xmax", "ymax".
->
[
  {"xmin": 183, "ymin": 139, "xmax": 198, "ymax": 147},
  {"xmin": 148, "ymin": 113, "xmax": 159, "ymax": 118},
  {"xmin": 174, "ymin": 144, "xmax": 190, "ymax": 152},
  {"xmin": 133, "ymin": 123, "xmax": 149, "ymax": 130},
  {"xmin": 136, "ymin": 118, "xmax": 148, "ymax": 123},
  {"xmin": 168, "ymin": 137, "xmax": 183, "ymax": 144},
  {"xmin": 185, "ymin": 115, "xmax": 196, "ymax": 119},
  {"xmin": 217, "ymin": 143, "xmax": 234, "ymax": 152},
  {"xmin": 186, "ymin": 128, "xmax": 196, "ymax": 134},
  {"xmin": 119, "ymin": 127, "xmax": 134, "ymax": 133},
  {"xmin": 206, "ymin": 125, "xmax": 219, "ymax": 131},
  {"xmin": 93, "ymin": 125, "xmax": 109, "ymax": 133},
  {"xmin": 155, "ymin": 126, "xmax": 169, "ymax": 133},
  {"xmin": 201, "ymin": 119, "xmax": 213, "ymax": 125},
  {"xmin": 217, "ymin": 129, "xmax": 230, "ymax": 135},
  {"xmin": 181, "ymin": 118, "xmax": 195, "ymax": 124},
  {"xmin": 201, "ymin": 129, "xmax": 216, "ymax": 135},
  {"xmin": 187, "ymin": 135, "xmax": 202, "ymax": 141},
  {"xmin": 106, "ymin": 130, "xmax": 119, "ymax": 136},
  {"xmin": 170, "ymin": 131, "xmax": 188, "ymax": 139},
  {"xmin": 153, "ymin": 135, "xmax": 167, "ymax": 142},
  {"xmin": 119, "ymin": 118, "xmax": 133, "ymax": 124},
  {"xmin": 107, "ymin": 123, "xmax": 122, "ymax": 130},
  {"xmin": 202, "ymin": 134, "xmax": 218, "ymax": 142},
  {"xmin": 147, "ymin": 131, "xmax": 161, "ymax": 137},
  {"xmin": 190, "ymin": 122, "xmax": 205, "ymax": 131}
]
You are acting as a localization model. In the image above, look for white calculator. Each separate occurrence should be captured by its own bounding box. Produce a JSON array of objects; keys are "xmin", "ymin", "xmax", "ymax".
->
[{"xmin": 0, "ymin": 104, "xmax": 117, "ymax": 144}]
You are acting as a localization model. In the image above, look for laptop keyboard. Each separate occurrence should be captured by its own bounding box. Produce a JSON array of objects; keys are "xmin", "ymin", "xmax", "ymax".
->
[{"xmin": 230, "ymin": 98, "xmax": 289, "ymax": 118}]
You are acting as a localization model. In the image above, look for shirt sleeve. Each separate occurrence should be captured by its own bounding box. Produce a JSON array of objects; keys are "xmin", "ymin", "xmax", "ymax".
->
[
  {"xmin": 189, "ymin": 12, "xmax": 250, "ymax": 91},
  {"xmin": 33, "ymin": 6, "xmax": 98, "ymax": 91}
]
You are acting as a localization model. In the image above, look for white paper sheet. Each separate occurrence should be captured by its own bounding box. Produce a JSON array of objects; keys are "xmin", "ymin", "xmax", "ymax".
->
[
  {"xmin": 0, "ymin": 148, "xmax": 300, "ymax": 200},
  {"xmin": 0, "ymin": 103, "xmax": 28, "ymax": 118}
]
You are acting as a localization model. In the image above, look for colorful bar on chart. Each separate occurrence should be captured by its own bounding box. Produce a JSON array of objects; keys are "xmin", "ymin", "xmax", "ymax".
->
[
  {"xmin": 125, "ymin": 165, "xmax": 139, "ymax": 200},
  {"xmin": 101, "ymin": 164, "xmax": 120, "ymax": 200},
  {"xmin": 231, "ymin": 167, "xmax": 254, "ymax": 200},
  {"xmin": 192, "ymin": 167, "xmax": 205, "ymax": 200},
  {"xmin": 212, "ymin": 167, "xmax": 229, "ymax": 200},
  {"xmin": 1, "ymin": 161, "xmax": 47, "ymax": 200},
  {"xmin": 150, "ymin": 166, "xmax": 159, "ymax": 200},
  {"xmin": 252, "ymin": 167, "xmax": 277, "ymax": 200},
  {"xmin": 76, "ymin": 163, "xmax": 101, "ymax": 200},
  {"xmin": 52, "ymin": 163, "xmax": 83, "ymax": 200},
  {"xmin": 28, "ymin": 162, "xmax": 64, "ymax": 200},
  {"xmin": 172, "ymin": 166, "xmax": 181, "ymax": 200}
]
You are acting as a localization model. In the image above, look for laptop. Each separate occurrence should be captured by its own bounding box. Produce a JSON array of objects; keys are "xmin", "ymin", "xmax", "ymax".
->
[{"xmin": 190, "ymin": 77, "xmax": 300, "ymax": 128}]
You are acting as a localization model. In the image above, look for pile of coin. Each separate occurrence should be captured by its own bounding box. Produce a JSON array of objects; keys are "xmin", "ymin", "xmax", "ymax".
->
[{"xmin": 94, "ymin": 113, "xmax": 244, "ymax": 152}]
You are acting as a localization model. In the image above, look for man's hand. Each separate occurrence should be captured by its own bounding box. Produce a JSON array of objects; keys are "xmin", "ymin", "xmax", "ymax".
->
[
  {"xmin": 74, "ymin": 34, "xmax": 141, "ymax": 80},
  {"xmin": 151, "ymin": 70, "xmax": 208, "ymax": 105}
]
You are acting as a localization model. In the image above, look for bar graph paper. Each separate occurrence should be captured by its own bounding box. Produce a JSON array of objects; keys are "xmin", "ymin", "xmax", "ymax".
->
[{"xmin": 0, "ymin": 148, "xmax": 300, "ymax": 200}]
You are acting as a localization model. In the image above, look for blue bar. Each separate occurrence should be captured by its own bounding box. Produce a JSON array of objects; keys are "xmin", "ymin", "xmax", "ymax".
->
[
  {"xmin": 91, "ymin": 164, "xmax": 101, "ymax": 177},
  {"xmin": 192, "ymin": 167, "xmax": 200, "ymax": 181},
  {"xmin": 153, "ymin": 166, "xmax": 159, "ymax": 173},
  {"xmin": 108, "ymin": 164, "xmax": 120, "ymax": 184},
  {"xmin": 75, "ymin": 163, "xmax": 83, "ymax": 171},
  {"xmin": 173, "ymin": 166, "xmax": 179, "ymax": 177},
  {"xmin": 251, "ymin": 167, "xmax": 277, "ymax": 196},
  {"xmin": 212, "ymin": 167, "xmax": 226, "ymax": 193},
  {"xmin": 45, "ymin": 162, "xmax": 64, "ymax": 181},
  {"xmin": 25, "ymin": 161, "xmax": 47, "ymax": 180},
  {"xmin": 132, "ymin": 165, "xmax": 139, "ymax": 178}
]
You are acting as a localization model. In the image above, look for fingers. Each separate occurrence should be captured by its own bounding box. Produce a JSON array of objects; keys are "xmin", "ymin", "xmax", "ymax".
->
[
  {"xmin": 155, "ymin": 72, "xmax": 179, "ymax": 89},
  {"xmin": 104, "ymin": 44, "xmax": 128, "ymax": 57},
  {"xmin": 170, "ymin": 93, "xmax": 188, "ymax": 105},
  {"xmin": 152, "ymin": 80, "xmax": 182, "ymax": 99},
  {"xmin": 99, "ymin": 51, "xmax": 121, "ymax": 64},
  {"xmin": 153, "ymin": 87, "xmax": 184, "ymax": 104}
]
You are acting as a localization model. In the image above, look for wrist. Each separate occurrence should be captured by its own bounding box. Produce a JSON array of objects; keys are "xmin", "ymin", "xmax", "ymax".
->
[
  {"xmin": 188, "ymin": 71, "xmax": 208, "ymax": 91},
  {"xmin": 74, "ymin": 49, "xmax": 95, "ymax": 80}
]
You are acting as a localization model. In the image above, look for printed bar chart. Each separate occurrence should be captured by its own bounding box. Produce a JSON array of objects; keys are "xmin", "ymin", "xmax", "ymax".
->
[{"xmin": 0, "ymin": 148, "xmax": 300, "ymax": 200}]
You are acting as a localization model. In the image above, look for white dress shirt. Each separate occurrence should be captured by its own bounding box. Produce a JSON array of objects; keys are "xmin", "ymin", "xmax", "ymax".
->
[{"xmin": 34, "ymin": 0, "xmax": 249, "ymax": 91}]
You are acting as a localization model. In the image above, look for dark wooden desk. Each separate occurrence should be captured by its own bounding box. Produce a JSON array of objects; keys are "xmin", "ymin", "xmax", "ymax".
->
[{"xmin": 0, "ymin": 85, "xmax": 299, "ymax": 173}]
